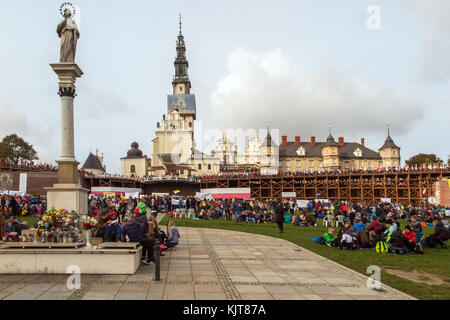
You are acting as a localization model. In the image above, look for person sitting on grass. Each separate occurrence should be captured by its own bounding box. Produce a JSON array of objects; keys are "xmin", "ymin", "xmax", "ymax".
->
[
  {"xmin": 424, "ymin": 219, "xmax": 448, "ymax": 249},
  {"xmin": 313, "ymin": 228, "xmax": 336, "ymax": 247},
  {"xmin": 353, "ymin": 219, "xmax": 366, "ymax": 235},
  {"xmin": 340, "ymin": 229, "xmax": 357, "ymax": 250},
  {"xmin": 383, "ymin": 219, "xmax": 397, "ymax": 240},
  {"xmin": 367, "ymin": 216, "xmax": 383, "ymax": 246},
  {"xmin": 409, "ymin": 215, "xmax": 423, "ymax": 234},
  {"xmin": 356, "ymin": 228, "xmax": 371, "ymax": 248},
  {"xmin": 284, "ymin": 212, "xmax": 292, "ymax": 224},
  {"xmin": 389, "ymin": 226, "xmax": 409, "ymax": 254},
  {"xmin": 403, "ymin": 225, "xmax": 423, "ymax": 254}
]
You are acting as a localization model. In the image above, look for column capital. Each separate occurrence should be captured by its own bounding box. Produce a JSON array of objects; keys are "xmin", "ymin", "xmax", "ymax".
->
[{"xmin": 50, "ymin": 63, "xmax": 83, "ymax": 93}]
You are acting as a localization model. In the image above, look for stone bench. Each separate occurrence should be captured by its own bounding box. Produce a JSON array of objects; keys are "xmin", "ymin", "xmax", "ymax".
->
[{"xmin": 0, "ymin": 242, "xmax": 142, "ymax": 275}]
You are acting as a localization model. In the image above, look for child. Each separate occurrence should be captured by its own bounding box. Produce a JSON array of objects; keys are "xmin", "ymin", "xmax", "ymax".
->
[
  {"xmin": 340, "ymin": 229, "xmax": 357, "ymax": 250},
  {"xmin": 323, "ymin": 228, "xmax": 335, "ymax": 247}
]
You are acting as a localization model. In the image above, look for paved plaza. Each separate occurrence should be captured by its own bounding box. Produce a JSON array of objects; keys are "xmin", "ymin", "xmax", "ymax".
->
[{"xmin": 0, "ymin": 227, "xmax": 414, "ymax": 300}]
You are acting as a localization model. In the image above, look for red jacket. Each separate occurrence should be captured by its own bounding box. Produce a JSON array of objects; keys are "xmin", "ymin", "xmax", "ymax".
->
[
  {"xmin": 367, "ymin": 220, "xmax": 383, "ymax": 233},
  {"xmin": 403, "ymin": 231, "xmax": 417, "ymax": 243}
]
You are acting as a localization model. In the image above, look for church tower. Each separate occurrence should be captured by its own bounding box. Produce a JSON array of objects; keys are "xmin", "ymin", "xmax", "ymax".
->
[
  {"xmin": 172, "ymin": 14, "xmax": 191, "ymax": 95},
  {"xmin": 151, "ymin": 15, "xmax": 197, "ymax": 176}
]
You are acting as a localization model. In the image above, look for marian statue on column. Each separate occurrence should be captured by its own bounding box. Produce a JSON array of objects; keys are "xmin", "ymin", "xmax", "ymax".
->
[{"xmin": 57, "ymin": 4, "xmax": 80, "ymax": 63}]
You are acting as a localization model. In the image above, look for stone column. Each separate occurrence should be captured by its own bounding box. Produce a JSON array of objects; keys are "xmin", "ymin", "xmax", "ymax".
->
[{"xmin": 46, "ymin": 63, "xmax": 89, "ymax": 215}]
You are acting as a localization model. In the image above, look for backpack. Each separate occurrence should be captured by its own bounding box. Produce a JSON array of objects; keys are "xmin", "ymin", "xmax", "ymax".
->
[{"xmin": 376, "ymin": 241, "xmax": 389, "ymax": 253}]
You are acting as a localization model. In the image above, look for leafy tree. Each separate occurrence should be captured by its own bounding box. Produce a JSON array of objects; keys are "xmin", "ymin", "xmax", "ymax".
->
[
  {"xmin": 405, "ymin": 153, "xmax": 443, "ymax": 167},
  {"xmin": 0, "ymin": 134, "xmax": 39, "ymax": 164}
]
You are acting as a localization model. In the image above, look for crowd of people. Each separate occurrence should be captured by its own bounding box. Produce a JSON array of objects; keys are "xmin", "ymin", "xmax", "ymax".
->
[
  {"xmin": 1, "ymin": 191, "xmax": 449, "ymax": 261},
  {"xmin": 87, "ymin": 196, "xmax": 180, "ymax": 264},
  {"xmin": 198, "ymin": 165, "xmax": 449, "ymax": 180},
  {"xmin": 0, "ymin": 159, "xmax": 58, "ymax": 172}
]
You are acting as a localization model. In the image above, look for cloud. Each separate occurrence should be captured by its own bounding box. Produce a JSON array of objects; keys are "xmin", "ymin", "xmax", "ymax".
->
[
  {"xmin": 209, "ymin": 48, "xmax": 425, "ymax": 143},
  {"xmin": 0, "ymin": 101, "xmax": 56, "ymax": 163},
  {"xmin": 415, "ymin": 0, "xmax": 450, "ymax": 82},
  {"xmin": 78, "ymin": 86, "xmax": 131, "ymax": 118}
]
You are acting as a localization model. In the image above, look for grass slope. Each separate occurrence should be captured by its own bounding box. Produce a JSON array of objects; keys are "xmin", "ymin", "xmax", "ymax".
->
[{"xmin": 160, "ymin": 215, "xmax": 450, "ymax": 300}]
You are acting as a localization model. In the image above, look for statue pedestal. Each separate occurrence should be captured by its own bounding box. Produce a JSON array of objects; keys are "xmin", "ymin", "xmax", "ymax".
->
[{"xmin": 45, "ymin": 184, "xmax": 89, "ymax": 216}]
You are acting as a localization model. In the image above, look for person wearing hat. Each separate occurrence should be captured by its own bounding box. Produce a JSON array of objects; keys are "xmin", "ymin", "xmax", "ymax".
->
[{"xmin": 103, "ymin": 211, "xmax": 122, "ymax": 242}]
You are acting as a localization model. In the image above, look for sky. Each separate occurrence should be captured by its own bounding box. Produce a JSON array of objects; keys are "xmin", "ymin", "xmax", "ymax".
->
[{"xmin": 0, "ymin": 0, "xmax": 449, "ymax": 173}]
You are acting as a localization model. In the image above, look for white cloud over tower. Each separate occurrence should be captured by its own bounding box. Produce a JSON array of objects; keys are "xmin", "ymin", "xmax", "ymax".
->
[{"xmin": 210, "ymin": 48, "xmax": 425, "ymax": 140}]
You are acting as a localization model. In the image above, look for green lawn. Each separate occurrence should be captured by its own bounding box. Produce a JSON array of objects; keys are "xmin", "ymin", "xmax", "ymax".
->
[{"xmin": 160, "ymin": 215, "xmax": 450, "ymax": 300}]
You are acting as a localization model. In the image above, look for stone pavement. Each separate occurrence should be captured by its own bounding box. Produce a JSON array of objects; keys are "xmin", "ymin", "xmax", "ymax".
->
[{"xmin": 0, "ymin": 227, "xmax": 414, "ymax": 300}]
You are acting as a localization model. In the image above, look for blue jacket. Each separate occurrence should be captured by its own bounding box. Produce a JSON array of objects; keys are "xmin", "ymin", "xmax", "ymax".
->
[
  {"xmin": 353, "ymin": 222, "xmax": 366, "ymax": 234},
  {"xmin": 122, "ymin": 222, "xmax": 145, "ymax": 243}
]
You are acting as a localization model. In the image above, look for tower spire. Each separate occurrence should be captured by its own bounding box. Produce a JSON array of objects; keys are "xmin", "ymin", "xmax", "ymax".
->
[
  {"xmin": 387, "ymin": 122, "xmax": 390, "ymax": 136},
  {"xmin": 172, "ymin": 14, "xmax": 191, "ymax": 94}
]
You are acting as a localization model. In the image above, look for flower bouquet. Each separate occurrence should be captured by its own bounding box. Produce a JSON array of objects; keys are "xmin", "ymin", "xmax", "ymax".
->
[
  {"xmin": 82, "ymin": 216, "xmax": 98, "ymax": 230},
  {"xmin": 36, "ymin": 207, "xmax": 81, "ymax": 243},
  {"xmin": 2, "ymin": 232, "xmax": 19, "ymax": 242}
]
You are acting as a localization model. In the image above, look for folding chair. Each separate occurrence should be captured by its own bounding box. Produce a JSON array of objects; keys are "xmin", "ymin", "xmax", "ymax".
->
[
  {"xmin": 335, "ymin": 215, "xmax": 345, "ymax": 227},
  {"xmin": 179, "ymin": 208, "xmax": 188, "ymax": 219},
  {"xmin": 175, "ymin": 209, "xmax": 181, "ymax": 218},
  {"xmin": 187, "ymin": 208, "xmax": 195, "ymax": 219}
]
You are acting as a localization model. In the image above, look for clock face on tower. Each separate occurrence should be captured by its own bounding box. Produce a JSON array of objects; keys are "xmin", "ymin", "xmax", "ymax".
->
[{"xmin": 176, "ymin": 97, "xmax": 187, "ymax": 109}]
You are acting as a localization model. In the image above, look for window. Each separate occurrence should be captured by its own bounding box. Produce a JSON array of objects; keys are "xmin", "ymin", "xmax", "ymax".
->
[
  {"xmin": 208, "ymin": 164, "xmax": 211, "ymax": 170},
  {"xmin": 386, "ymin": 160, "xmax": 390, "ymax": 166},
  {"xmin": 333, "ymin": 159, "xmax": 337, "ymax": 165},
  {"xmin": 180, "ymin": 170, "xmax": 184, "ymax": 174},
  {"xmin": 353, "ymin": 148, "xmax": 362, "ymax": 157},
  {"xmin": 368, "ymin": 161, "xmax": 372, "ymax": 168},
  {"xmin": 198, "ymin": 164, "xmax": 202, "ymax": 170},
  {"xmin": 393, "ymin": 150, "xmax": 396, "ymax": 156},
  {"xmin": 325, "ymin": 149, "xmax": 329, "ymax": 155},
  {"xmin": 309, "ymin": 160, "xmax": 314, "ymax": 168},
  {"xmin": 130, "ymin": 165, "xmax": 136, "ymax": 173},
  {"xmin": 285, "ymin": 161, "xmax": 290, "ymax": 168},
  {"xmin": 296, "ymin": 161, "xmax": 301, "ymax": 168},
  {"xmin": 296, "ymin": 147, "xmax": 305, "ymax": 156},
  {"xmin": 359, "ymin": 161, "xmax": 363, "ymax": 168},
  {"xmin": 345, "ymin": 161, "xmax": 350, "ymax": 169}
]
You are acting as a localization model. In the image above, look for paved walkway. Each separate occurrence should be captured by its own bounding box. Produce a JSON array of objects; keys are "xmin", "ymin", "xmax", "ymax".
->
[{"xmin": 0, "ymin": 227, "xmax": 414, "ymax": 300}]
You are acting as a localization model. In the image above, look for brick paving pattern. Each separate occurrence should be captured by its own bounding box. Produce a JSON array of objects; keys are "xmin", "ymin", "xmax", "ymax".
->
[{"xmin": 0, "ymin": 227, "xmax": 414, "ymax": 300}]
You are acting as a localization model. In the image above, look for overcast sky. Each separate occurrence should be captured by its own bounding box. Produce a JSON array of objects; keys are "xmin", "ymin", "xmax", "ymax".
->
[{"xmin": 0, "ymin": 0, "xmax": 449, "ymax": 173}]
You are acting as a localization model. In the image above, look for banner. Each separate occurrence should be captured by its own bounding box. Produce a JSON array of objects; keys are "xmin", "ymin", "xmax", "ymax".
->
[
  {"xmin": 296, "ymin": 200, "xmax": 309, "ymax": 208},
  {"xmin": 19, "ymin": 173, "xmax": 28, "ymax": 193},
  {"xmin": 380, "ymin": 198, "xmax": 391, "ymax": 203},
  {"xmin": 282, "ymin": 192, "xmax": 296, "ymax": 198},
  {"xmin": 125, "ymin": 192, "xmax": 140, "ymax": 199}
]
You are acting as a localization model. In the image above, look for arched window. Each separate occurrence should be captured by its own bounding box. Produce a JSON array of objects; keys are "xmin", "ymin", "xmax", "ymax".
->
[{"xmin": 130, "ymin": 165, "xmax": 136, "ymax": 173}]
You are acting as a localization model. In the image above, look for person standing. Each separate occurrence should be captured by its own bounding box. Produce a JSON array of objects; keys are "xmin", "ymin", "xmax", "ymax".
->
[{"xmin": 274, "ymin": 202, "xmax": 285, "ymax": 233}]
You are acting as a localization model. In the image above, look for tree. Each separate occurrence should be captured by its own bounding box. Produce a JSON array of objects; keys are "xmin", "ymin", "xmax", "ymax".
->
[
  {"xmin": 0, "ymin": 134, "xmax": 39, "ymax": 164},
  {"xmin": 405, "ymin": 153, "xmax": 443, "ymax": 167}
]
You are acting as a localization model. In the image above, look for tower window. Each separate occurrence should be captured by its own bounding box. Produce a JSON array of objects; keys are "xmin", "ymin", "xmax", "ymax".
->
[
  {"xmin": 208, "ymin": 164, "xmax": 211, "ymax": 170},
  {"xmin": 130, "ymin": 165, "xmax": 136, "ymax": 173},
  {"xmin": 198, "ymin": 164, "xmax": 202, "ymax": 170}
]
